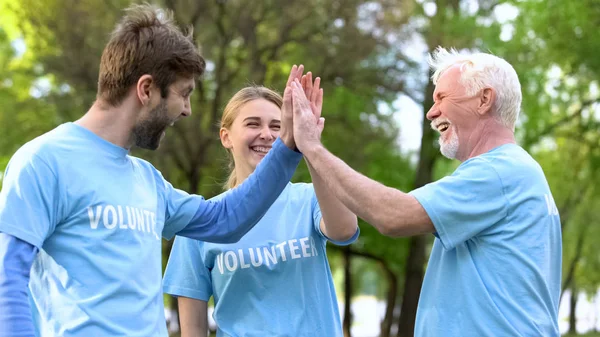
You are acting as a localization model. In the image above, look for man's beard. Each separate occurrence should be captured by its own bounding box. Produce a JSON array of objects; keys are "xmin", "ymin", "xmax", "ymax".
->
[
  {"xmin": 132, "ymin": 100, "xmax": 172, "ymax": 150},
  {"xmin": 439, "ymin": 125, "xmax": 459, "ymax": 159}
]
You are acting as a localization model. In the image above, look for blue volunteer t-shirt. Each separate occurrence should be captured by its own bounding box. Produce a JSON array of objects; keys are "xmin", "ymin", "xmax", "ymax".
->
[
  {"xmin": 0, "ymin": 122, "xmax": 300, "ymax": 337},
  {"xmin": 410, "ymin": 143, "xmax": 562, "ymax": 337},
  {"xmin": 163, "ymin": 183, "xmax": 359, "ymax": 337}
]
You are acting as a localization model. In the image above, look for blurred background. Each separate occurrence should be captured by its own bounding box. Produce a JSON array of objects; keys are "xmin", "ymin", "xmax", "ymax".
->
[{"xmin": 0, "ymin": 0, "xmax": 598, "ymax": 336}]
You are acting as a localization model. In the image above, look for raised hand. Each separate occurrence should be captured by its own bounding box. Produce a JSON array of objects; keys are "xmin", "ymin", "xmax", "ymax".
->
[
  {"xmin": 280, "ymin": 65, "xmax": 304, "ymax": 150},
  {"xmin": 291, "ymin": 79, "xmax": 325, "ymax": 154},
  {"xmin": 300, "ymin": 72, "xmax": 324, "ymax": 123}
]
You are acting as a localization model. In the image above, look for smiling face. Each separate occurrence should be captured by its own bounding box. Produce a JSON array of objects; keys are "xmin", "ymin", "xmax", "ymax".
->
[
  {"xmin": 132, "ymin": 77, "xmax": 194, "ymax": 150},
  {"xmin": 220, "ymin": 98, "xmax": 281, "ymax": 180},
  {"xmin": 426, "ymin": 65, "xmax": 483, "ymax": 160}
]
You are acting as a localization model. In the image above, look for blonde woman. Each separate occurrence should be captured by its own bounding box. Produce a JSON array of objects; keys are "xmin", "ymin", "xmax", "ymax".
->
[{"xmin": 163, "ymin": 69, "xmax": 359, "ymax": 337}]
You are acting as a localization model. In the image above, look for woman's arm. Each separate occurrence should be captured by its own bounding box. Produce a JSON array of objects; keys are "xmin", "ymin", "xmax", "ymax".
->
[{"xmin": 178, "ymin": 297, "xmax": 209, "ymax": 337}]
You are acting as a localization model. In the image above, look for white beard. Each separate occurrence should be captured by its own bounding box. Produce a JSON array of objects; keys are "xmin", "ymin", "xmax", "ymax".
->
[{"xmin": 439, "ymin": 125, "xmax": 459, "ymax": 159}]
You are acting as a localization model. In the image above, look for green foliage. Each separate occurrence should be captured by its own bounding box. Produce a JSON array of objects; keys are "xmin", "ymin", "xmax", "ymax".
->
[{"xmin": 0, "ymin": 26, "xmax": 60, "ymax": 176}]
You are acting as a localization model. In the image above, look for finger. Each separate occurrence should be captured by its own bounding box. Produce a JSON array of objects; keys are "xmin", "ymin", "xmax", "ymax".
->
[
  {"xmin": 305, "ymin": 72, "xmax": 313, "ymax": 100},
  {"xmin": 310, "ymin": 89, "xmax": 323, "ymax": 119},
  {"xmin": 291, "ymin": 83, "xmax": 302, "ymax": 113},
  {"xmin": 283, "ymin": 86, "xmax": 293, "ymax": 109},
  {"xmin": 301, "ymin": 75, "xmax": 307, "ymax": 93},
  {"xmin": 296, "ymin": 64, "xmax": 304, "ymax": 82},
  {"xmin": 292, "ymin": 81, "xmax": 310, "ymax": 111},
  {"xmin": 311, "ymin": 77, "xmax": 321, "ymax": 103},
  {"xmin": 286, "ymin": 65, "xmax": 298, "ymax": 87},
  {"xmin": 292, "ymin": 80, "xmax": 304, "ymax": 100},
  {"xmin": 318, "ymin": 117, "xmax": 325, "ymax": 132},
  {"xmin": 315, "ymin": 88, "xmax": 324, "ymax": 118}
]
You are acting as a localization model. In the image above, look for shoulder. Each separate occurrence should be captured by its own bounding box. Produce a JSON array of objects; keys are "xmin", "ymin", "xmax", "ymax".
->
[
  {"xmin": 128, "ymin": 156, "xmax": 171, "ymax": 190},
  {"xmin": 23, "ymin": 123, "xmax": 70, "ymax": 152},
  {"xmin": 413, "ymin": 153, "xmax": 505, "ymax": 199},
  {"xmin": 478, "ymin": 144, "xmax": 547, "ymax": 184},
  {"xmin": 129, "ymin": 155, "xmax": 160, "ymax": 173},
  {"xmin": 6, "ymin": 124, "xmax": 75, "ymax": 172}
]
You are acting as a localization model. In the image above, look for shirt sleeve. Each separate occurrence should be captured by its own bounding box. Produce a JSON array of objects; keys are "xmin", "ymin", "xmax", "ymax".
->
[
  {"xmin": 309, "ymin": 184, "xmax": 360, "ymax": 246},
  {"xmin": 160, "ymin": 180, "xmax": 204, "ymax": 240},
  {"xmin": 163, "ymin": 235, "xmax": 213, "ymax": 302},
  {"xmin": 168, "ymin": 137, "xmax": 302, "ymax": 243},
  {"xmin": 0, "ymin": 149, "xmax": 60, "ymax": 248},
  {"xmin": 0, "ymin": 233, "xmax": 38, "ymax": 337},
  {"xmin": 409, "ymin": 158, "xmax": 508, "ymax": 250}
]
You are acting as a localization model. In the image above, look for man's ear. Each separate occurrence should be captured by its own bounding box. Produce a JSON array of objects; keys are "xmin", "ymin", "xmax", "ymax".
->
[
  {"xmin": 220, "ymin": 128, "xmax": 232, "ymax": 149},
  {"xmin": 136, "ymin": 75, "xmax": 154, "ymax": 106},
  {"xmin": 477, "ymin": 87, "xmax": 495, "ymax": 116}
]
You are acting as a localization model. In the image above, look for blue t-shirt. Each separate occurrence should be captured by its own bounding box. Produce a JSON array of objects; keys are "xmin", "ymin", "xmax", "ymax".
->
[
  {"xmin": 163, "ymin": 183, "xmax": 359, "ymax": 337},
  {"xmin": 410, "ymin": 144, "xmax": 562, "ymax": 337},
  {"xmin": 0, "ymin": 122, "xmax": 300, "ymax": 337}
]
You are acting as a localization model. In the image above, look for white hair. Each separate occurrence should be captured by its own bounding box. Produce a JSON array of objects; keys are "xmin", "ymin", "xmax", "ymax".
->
[{"xmin": 428, "ymin": 46, "xmax": 522, "ymax": 130}]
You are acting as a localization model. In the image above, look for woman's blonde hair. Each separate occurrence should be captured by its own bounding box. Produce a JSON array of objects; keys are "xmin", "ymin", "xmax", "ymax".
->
[{"xmin": 220, "ymin": 85, "xmax": 283, "ymax": 190}]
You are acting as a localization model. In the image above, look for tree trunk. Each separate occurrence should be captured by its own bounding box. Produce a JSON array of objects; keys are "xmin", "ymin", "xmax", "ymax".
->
[
  {"xmin": 188, "ymin": 167, "xmax": 200, "ymax": 194},
  {"xmin": 334, "ymin": 247, "xmax": 398, "ymax": 337},
  {"xmin": 569, "ymin": 285, "xmax": 578, "ymax": 335},
  {"xmin": 342, "ymin": 246, "xmax": 353, "ymax": 337},
  {"xmin": 396, "ymin": 72, "xmax": 437, "ymax": 337},
  {"xmin": 379, "ymin": 259, "xmax": 398, "ymax": 337},
  {"xmin": 396, "ymin": 236, "xmax": 427, "ymax": 337},
  {"xmin": 329, "ymin": 246, "xmax": 397, "ymax": 337},
  {"xmin": 560, "ymin": 220, "xmax": 590, "ymax": 302}
]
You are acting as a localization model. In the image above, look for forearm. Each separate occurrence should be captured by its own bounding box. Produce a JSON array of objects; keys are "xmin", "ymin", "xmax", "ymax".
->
[
  {"xmin": 0, "ymin": 233, "xmax": 37, "ymax": 337},
  {"xmin": 303, "ymin": 144, "xmax": 432, "ymax": 236},
  {"xmin": 306, "ymin": 159, "xmax": 358, "ymax": 241},
  {"xmin": 178, "ymin": 297, "xmax": 208, "ymax": 337},
  {"xmin": 178, "ymin": 137, "xmax": 302, "ymax": 243}
]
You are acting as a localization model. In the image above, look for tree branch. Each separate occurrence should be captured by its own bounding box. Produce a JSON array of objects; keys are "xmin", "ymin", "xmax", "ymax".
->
[
  {"xmin": 560, "ymin": 221, "xmax": 591, "ymax": 302},
  {"xmin": 524, "ymin": 98, "xmax": 600, "ymax": 148}
]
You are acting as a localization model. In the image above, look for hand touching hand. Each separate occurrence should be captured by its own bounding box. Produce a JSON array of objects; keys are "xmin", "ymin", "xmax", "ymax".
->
[
  {"xmin": 300, "ymin": 72, "xmax": 323, "ymax": 121},
  {"xmin": 280, "ymin": 65, "xmax": 304, "ymax": 150},
  {"xmin": 291, "ymin": 79, "xmax": 325, "ymax": 154}
]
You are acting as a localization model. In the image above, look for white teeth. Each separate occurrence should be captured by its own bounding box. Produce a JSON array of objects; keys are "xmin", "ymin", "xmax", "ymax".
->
[
  {"xmin": 251, "ymin": 146, "xmax": 271, "ymax": 154},
  {"xmin": 436, "ymin": 123, "xmax": 450, "ymax": 132}
]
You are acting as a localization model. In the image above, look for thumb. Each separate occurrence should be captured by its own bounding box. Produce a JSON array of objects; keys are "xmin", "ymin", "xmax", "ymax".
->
[
  {"xmin": 317, "ymin": 117, "xmax": 325, "ymax": 133},
  {"xmin": 283, "ymin": 86, "xmax": 293, "ymax": 116},
  {"xmin": 283, "ymin": 86, "xmax": 292, "ymax": 106}
]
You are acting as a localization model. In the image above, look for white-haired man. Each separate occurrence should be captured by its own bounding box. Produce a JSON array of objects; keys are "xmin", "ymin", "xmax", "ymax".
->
[{"xmin": 288, "ymin": 47, "xmax": 562, "ymax": 336}]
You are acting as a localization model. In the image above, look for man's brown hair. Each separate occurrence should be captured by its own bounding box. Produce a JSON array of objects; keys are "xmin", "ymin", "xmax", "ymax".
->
[{"xmin": 97, "ymin": 3, "xmax": 205, "ymax": 106}]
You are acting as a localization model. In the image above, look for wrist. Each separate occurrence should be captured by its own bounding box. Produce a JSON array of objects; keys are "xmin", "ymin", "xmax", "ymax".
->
[
  {"xmin": 279, "ymin": 131, "xmax": 296, "ymax": 150},
  {"xmin": 302, "ymin": 141, "xmax": 325, "ymax": 161}
]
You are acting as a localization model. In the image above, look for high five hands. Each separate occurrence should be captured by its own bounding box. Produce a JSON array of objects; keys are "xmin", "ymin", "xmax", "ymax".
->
[{"xmin": 281, "ymin": 64, "xmax": 325, "ymax": 154}]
